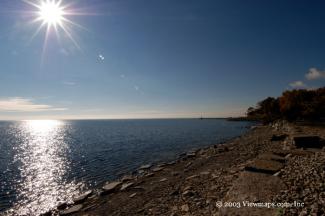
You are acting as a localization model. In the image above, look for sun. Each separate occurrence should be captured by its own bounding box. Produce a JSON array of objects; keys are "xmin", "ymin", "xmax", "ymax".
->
[
  {"xmin": 38, "ymin": 1, "xmax": 65, "ymax": 27},
  {"xmin": 22, "ymin": 0, "xmax": 88, "ymax": 56}
]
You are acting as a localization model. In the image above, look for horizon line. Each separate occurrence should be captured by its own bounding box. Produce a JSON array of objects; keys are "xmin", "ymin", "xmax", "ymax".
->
[{"xmin": 0, "ymin": 116, "xmax": 240, "ymax": 121}]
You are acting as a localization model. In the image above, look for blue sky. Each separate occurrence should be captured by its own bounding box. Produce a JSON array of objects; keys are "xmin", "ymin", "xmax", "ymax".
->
[{"xmin": 0, "ymin": 0, "xmax": 325, "ymax": 120}]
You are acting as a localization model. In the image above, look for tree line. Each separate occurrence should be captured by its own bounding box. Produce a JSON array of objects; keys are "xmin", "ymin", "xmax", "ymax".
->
[{"xmin": 246, "ymin": 87, "xmax": 325, "ymax": 123}]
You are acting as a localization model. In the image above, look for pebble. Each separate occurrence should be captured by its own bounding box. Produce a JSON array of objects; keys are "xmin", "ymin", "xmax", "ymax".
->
[{"xmin": 181, "ymin": 204, "xmax": 189, "ymax": 212}]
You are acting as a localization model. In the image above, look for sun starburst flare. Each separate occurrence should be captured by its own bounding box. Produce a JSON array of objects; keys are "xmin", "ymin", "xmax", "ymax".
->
[
  {"xmin": 38, "ymin": 1, "xmax": 64, "ymax": 27},
  {"xmin": 22, "ymin": 0, "xmax": 89, "ymax": 58}
]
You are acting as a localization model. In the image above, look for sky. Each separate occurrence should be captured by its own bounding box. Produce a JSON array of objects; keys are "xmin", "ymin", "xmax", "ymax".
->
[{"xmin": 0, "ymin": 0, "xmax": 325, "ymax": 120}]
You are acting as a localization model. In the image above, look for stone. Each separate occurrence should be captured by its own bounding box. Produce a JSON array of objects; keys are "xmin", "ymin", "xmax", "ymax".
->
[
  {"xmin": 167, "ymin": 161, "xmax": 176, "ymax": 165},
  {"xmin": 129, "ymin": 193, "xmax": 137, "ymax": 198},
  {"xmin": 170, "ymin": 190, "xmax": 179, "ymax": 196},
  {"xmin": 159, "ymin": 178, "xmax": 168, "ymax": 182},
  {"xmin": 186, "ymin": 152, "xmax": 196, "ymax": 158},
  {"xmin": 272, "ymin": 150, "xmax": 291, "ymax": 157},
  {"xmin": 186, "ymin": 175, "xmax": 198, "ymax": 180},
  {"xmin": 258, "ymin": 153, "xmax": 286, "ymax": 163},
  {"xmin": 121, "ymin": 175, "xmax": 134, "ymax": 182},
  {"xmin": 82, "ymin": 204, "xmax": 96, "ymax": 212},
  {"xmin": 133, "ymin": 186, "xmax": 145, "ymax": 191},
  {"xmin": 200, "ymin": 171, "xmax": 210, "ymax": 176},
  {"xmin": 152, "ymin": 167, "xmax": 164, "ymax": 172},
  {"xmin": 139, "ymin": 164, "xmax": 152, "ymax": 170},
  {"xmin": 102, "ymin": 181, "xmax": 122, "ymax": 194},
  {"xmin": 60, "ymin": 204, "xmax": 83, "ymax": 215},
  {"xmin": 145, "ymin": 173, "xmax": 154, "ymax": 177},
  {"xmin": 182, "ymin": 190, "xmax": 194, "ymax": 197},
  {"xmin": 120, "ymin": 182, "xmax": 134, "ymax": 191},
  {"xmin": 299, "ymin": 210, "xmax": 308, "ymax": 216},
  {"xmin": 73, "ymin": 190, "xmax": 92, "ymax": 204},
  {"xmin": 244, "ymin": 159, "xmax": 284, "ymax": 175},
  {"xmin": 57, "ymin": 202, "xmax": 68, "ymax": 210},
  {"xmin": 185, "ymin": 162, "xmax": 192, "ymax": 168},
  {"xmin": 273, "ymin": 171, "xmax": 281, "ymax": 177},
  {"xmin": 181, "ymin": 204, "xmax": 189, "ymax": 212}
]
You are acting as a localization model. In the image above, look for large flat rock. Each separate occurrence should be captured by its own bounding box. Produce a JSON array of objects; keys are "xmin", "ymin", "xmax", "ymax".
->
[
  {"xmin": 219, "ymin": 171, "xmax": 286, "ymax": 216},
  {"xmin": 258, "ymin": 153, "xmax": 286, "ymax": 163},
  {"xmin": 271, "ymin": 149, "xmax": 291, "ymax": 157},
  {"xmin": 245, "ymin": 159, "xmax": 284, "ymax": 175}
]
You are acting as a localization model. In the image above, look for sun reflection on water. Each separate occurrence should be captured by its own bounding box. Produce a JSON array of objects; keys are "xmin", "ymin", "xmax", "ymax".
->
[{"xmin": 8, "ymin": 120, "xmax": 84, "ymax": 215}]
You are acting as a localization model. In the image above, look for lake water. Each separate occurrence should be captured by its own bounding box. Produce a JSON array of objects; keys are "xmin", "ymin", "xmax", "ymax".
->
[{"xmin": 0, "ymin": 119, "xmax": 253, "ymax": 215}]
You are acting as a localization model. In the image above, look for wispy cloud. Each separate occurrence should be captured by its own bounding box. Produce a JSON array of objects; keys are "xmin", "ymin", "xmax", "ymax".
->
[
  {"xmin": 62, "ymin": 81, "xmax": 76, "ymax": 86},
  {"xmin": 0, "ymin": 98, "xmax": 67, "ymax": 112},
  {"xmin": 134, "ymin": 85, "xmax": 139, "ymax": 91},
  {"xmin": 305, "ymin": 68, "xmax": 325, "ymax": 80},
  {"xmin": 289, "ymin": 81, "xmax": 306, "ymax": 89}
]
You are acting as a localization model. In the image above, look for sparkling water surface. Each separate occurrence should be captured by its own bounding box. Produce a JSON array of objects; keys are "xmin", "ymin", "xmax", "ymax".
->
[{"xmin": 0, "ymin": 119, "xmax": 253, "ymax": 215}]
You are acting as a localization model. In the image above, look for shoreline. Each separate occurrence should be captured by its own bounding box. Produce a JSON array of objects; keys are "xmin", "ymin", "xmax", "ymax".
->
[{"xmin": 42, "ymin": 123, "xmax": 325, "ymax": 215}]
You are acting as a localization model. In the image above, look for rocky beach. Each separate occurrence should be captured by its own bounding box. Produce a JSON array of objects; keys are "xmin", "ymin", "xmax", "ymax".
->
[{"xmin": 45, "ymin": 121, "xmax": 325, "ymax": 216}]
